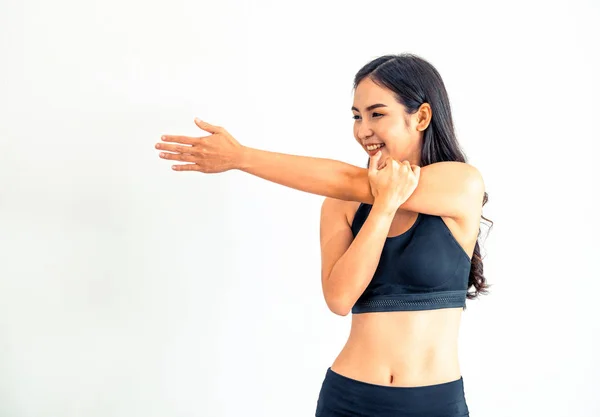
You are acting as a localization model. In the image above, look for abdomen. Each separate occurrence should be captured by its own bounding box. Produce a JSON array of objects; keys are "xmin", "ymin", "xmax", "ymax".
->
[{"xmin": 330, "ymin": 308, "xmax": 463, "ymax": 387}]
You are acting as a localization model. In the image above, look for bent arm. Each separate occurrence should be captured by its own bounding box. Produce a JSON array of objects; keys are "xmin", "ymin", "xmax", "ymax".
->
[
  {"xmin": 239, "ymin": 146, "xmax": 484, "ymax": 220},
  {"xmin": 325, "ymin": 202, "xmax": 395, "ymax": 316}
]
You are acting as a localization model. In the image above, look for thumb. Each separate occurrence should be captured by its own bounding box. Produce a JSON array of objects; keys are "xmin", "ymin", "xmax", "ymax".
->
[{"xmin": 194, "ymin": 118, "xmax": 220, "ymax": 133}]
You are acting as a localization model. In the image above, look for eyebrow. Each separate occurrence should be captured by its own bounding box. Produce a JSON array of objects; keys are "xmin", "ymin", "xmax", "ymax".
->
[{"xmin": 351, "ymin": 103, "xmax": 388, "ymax": 112}]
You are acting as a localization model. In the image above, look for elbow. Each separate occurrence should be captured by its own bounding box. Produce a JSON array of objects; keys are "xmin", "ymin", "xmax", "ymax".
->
[
  {"xmin": 330, "ymin": 304, "xmax": 351, "ymax": 317},
  {"xmin": 331, "ymin": 305, "xmax": 351, "ymax": 317},
  {"xmin": 346, "ymin": 165, "xmax": 375, "ymax": 204},
  {"xmin": 325, "ymin": 293, "xmax": 352, "ymax": 317}
]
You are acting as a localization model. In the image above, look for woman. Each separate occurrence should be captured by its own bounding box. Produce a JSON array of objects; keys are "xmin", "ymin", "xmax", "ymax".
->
[{"xmin": 156, "ymin": 53, "xmax": 491, "ymax": 416}]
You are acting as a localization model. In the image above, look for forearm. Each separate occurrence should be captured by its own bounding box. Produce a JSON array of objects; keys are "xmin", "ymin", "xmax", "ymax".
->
[
  {"xmin": 325, "ymin": 202, "xmax": 395, "ymax": 315},
  {"xmin": 238, "ymin": 146, "xmax": 374, "ymax": 203}
]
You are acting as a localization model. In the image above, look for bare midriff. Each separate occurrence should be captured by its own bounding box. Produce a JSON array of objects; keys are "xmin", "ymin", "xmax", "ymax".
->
[{"xmin": 330, "ymin": 307, "xmax": 463, "ymax": 387}]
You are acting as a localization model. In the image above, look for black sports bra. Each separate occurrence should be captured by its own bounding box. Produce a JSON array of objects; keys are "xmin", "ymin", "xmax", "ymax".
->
[{"xmin": 350, "ymin": 203, "xmax": 471, "ymax": 313}]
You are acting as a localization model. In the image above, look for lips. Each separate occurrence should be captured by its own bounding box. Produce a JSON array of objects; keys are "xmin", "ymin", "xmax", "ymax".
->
[{"xmin": 366, "ymin": 144, "xmax": 385, "ymax": 155}]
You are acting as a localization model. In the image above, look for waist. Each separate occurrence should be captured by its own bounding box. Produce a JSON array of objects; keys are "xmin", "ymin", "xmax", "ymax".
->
[
  {"xmin": 332, "ymin": 346, "xmax": 461, "ymax": 387},
  {"xmin": 331, "ymin": 308, "xmax": 463, "ymax": 386}
]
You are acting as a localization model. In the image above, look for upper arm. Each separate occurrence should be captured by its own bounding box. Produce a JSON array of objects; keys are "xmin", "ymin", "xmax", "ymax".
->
[
  {"xmin": 319, "ymin": 197, "xmax": 354, "ymax": 312},
  {"xmin": 348, "ymin": 161, "xmax": 484, "ymax": 222},
  {"xmin": 397, "ymin": 161, "xmax": 484, "ymax": 221}
]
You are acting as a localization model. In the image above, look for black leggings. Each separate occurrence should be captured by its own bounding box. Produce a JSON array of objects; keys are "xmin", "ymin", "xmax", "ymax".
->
[{"xmin": 315, "ymin": 367, "xmax": 470, "ymax": 417}]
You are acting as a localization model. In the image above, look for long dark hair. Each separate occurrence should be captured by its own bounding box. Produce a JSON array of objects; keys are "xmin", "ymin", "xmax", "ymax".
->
[{"xmin": 354, "ymin": 53, "xmax": 492, "ymax": 303}]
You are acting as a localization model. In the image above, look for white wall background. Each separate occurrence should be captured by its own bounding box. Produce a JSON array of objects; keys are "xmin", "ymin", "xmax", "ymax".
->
[{"xmin": 1, "ymin": 0, "xmax": 598, "ymax": 416}]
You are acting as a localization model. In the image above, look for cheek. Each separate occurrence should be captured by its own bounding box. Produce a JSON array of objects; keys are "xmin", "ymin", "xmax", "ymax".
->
[
  {"xmin": 384, "ymin": 122, "xmax": 409, "ymax": 141},
  {"xmin": 388, "ymin": 119, "xmax": 406, "ymax": 134}
]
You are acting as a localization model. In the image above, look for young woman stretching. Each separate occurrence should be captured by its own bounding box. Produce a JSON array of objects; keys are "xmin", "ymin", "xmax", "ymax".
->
[{"xmin": 155, "ymin": 53, "xmax": 491, "ymax": 416}]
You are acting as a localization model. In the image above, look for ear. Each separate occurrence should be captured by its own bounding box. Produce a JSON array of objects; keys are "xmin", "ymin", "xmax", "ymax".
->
[{"xmin": 415, "ymin": 103, "xmax": 432, "ymax": 132}]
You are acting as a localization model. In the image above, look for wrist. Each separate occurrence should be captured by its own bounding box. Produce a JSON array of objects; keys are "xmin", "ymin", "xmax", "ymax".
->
[
  {"xmin": 236, "ymin": 146, "xmax": 253, "ymax": 171},
  {"xmin": 371, "ymin": 199, "xmax": 398, "ymax": 217}
]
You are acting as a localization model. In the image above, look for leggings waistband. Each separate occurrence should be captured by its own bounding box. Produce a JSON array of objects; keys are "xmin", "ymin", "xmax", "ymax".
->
[{"xmin": 316, "ymin": 367, "xmax": 469, "ymax": 416}]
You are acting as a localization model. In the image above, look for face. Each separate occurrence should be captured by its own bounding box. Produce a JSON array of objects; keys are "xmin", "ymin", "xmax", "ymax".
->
[{"xmin": 351, "ymin": 77, "xmax": 431, "ymax": 167}]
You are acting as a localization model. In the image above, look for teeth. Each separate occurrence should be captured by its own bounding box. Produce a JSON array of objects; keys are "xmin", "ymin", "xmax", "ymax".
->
[{"xmin": 366, "ymin": 143, "xmax": 385, "ymax": 151}]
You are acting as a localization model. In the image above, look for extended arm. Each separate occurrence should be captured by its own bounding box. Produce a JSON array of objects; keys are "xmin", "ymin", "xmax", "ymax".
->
[
  {"xmin": 239, "ymin": 146, "xmax": 484, "ymax": 220},
  {"xmin": 239, "ymin": 146, "xmax": 372, "ymax": 203},
  {"xmin": 158, "ymin": 119, "xmax": 483, "ymax": 220}
]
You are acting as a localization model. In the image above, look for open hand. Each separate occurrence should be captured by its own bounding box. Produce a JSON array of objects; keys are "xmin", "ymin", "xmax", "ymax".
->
[{"xmin": 155, "ymin": 119, "xmax": 244, "ymax": 172}]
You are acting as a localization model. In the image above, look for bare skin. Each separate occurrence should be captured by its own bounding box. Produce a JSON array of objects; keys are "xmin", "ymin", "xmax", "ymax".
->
[
  {"xmin": 155, "ymin": 76, "xmax": 485, "ymax": 388},
  {"xmin": 329, "ymin": 202, "xmax": 476, "ymax": 387},
  {"xmin": 322, "ymin": 77, "xmax": 479, "ymax": 387}
]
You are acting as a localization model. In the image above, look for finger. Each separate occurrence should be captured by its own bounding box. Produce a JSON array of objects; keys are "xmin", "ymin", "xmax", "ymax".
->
[
  {"xmin": 368, "ymin": 150, "xmax": 382, "ymax": 175},
  {"xmin": 397, "ymin": 160, "xmax": 411, "ymax": 171},
  {"xmin": 161, "ymin": 135, "xmax": 197, "ymax": 145},
  {"xmin": 390, "ymin": 158, "xmax": 402, "ymax": 166},
  {"xmin": 194, "ymin": 118, "xmax": 222, "ymax": 134},
  {"xmin": 159, "ymin": 152, "xmax": 197, "ymax": 162},
  {"xmin": 378, "ymin": 156, "xmax": 392, "ymax": 170},
  {"xmin": 413, "ymin": 165, "xmax": 421, "ymax": 178},
  {"xmin": 155, "ymin": 143, "xmax": 194, "ymax": 153},
  {"xmin": 172, "ymin": 163, "xmax": 197, "ymax": 171}
]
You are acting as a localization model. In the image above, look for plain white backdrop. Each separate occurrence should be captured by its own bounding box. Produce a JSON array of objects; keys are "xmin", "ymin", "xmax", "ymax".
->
[{"xmin": 1, "ymin": 0, "xmax": 598, "ymax": 416}]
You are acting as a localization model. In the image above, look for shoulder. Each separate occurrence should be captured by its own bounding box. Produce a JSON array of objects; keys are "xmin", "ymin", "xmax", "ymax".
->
[
  {"xmin": 464, "ymin": 163, "xmax": 485, "ymax": 196},
  {"xmin": 439, "ymin": 163, "xmax": 484, "ymax": 259},
  {"xmin": 442, "ymin": 161, "xmax": 484, "ymax": 225},
  {"xmin": 434, "ymin": 161, "xmax": 484, "ymax": 191},
  {"xmin": 408, "ymin": 161, "xmax": 484, "ymax": 219},
  {"xmin": 456, "ymin": 162, "xmax": 485, "ymax": 223}
]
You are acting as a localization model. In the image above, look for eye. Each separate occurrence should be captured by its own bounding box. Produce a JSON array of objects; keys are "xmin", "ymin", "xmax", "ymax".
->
[{"xmin": 352, "ymin": 112, "xmax": 383, "ymax": 120}]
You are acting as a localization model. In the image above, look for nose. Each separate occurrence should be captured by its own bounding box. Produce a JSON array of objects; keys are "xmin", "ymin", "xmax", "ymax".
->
[{"xmin": 356, "ymin": 120, "xmax": 374, "ymax": 141}]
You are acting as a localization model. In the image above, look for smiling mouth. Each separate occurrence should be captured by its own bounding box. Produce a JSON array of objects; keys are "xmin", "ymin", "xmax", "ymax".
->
[{"xmin": 365, "ymin": 143, "xmax": 385, "ymax": 152}]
